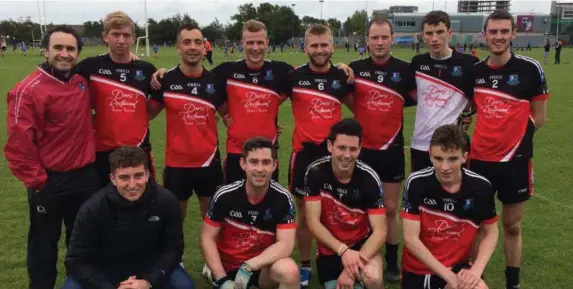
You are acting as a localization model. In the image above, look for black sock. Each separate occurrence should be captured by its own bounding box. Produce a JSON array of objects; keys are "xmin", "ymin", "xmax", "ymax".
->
[
  {"xmin": 505, "ymin": 266, "xmax": 520, "ymax": 289},
  {"xmin": 300, "ymin": 259, "xmax": 311, "ymax": 269},
  {"xmin": 385, "ymin": 243, "xmax": 399, "ymax": 271}
]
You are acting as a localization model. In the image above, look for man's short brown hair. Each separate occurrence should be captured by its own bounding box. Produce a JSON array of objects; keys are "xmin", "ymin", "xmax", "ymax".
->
[
  {"xmin": 304, "ymin": 24, "xmax": 333, "ymax": 43},
  {"xmin": 367, "ymin": 15, "xmax": 394, "ymax": 36},
  {"xmin": 103, "ymin": 11, "xmax": 135, "ymax": 34},
  {"xmin": 243, "ymin": 19, "xmax": 267, "ymax": 33},
  {"xmin": 109, "ymin": 146, "xmax": 149, "ymax": 173},
  {"xmin": 430, "ymin": 124, "xmax": 468, "ymax": 153},
  {"xmin": 484, "ymin": 10, "xmax": 515, "ymax": 32},
  {"xmin": 422, "ymin": 10, "xmax": 451, "ymax": 30}
]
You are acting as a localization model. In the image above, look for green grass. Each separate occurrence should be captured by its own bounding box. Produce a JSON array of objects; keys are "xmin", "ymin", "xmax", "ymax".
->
[{"xmin": 0, "ymin": 46, "xmax": 572, "ymax": 289}]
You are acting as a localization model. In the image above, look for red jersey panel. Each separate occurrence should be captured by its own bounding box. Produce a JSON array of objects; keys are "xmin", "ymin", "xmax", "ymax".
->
[
  {"xmin": 471, "ymin": 54, "xmax": 549, "ymax": 162},
  {"xmin": 349, "ymin": 57, "xmax": 416, "ymax": 150},
  {"xmin": 205, "ymin": 180, "xmax": 296, "ymax": 272},
  {"xmin": 211, "ymin": 60, "xmax": 293, "ymax": 154},
  {"xmin": 150, "ymin": 67, "xmax": 224, "ymax": 167},
  {"xmin": 401, "ymin": 168, "xmax": 498, "ymax": 274},
  {"xmin": 76, "ymin": 54, "xmax": 157, "ymax": 152},
  {"xmin": 285, "ymin": 64, "xmax": 354, "ymax": 152},
  {"xmin": 303, "ymin": 156, "xmax": 385, "ymax": 256}
]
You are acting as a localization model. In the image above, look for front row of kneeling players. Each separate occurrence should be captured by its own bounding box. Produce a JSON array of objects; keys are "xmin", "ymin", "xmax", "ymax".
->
[
  {"xmin": 62, "ymin": 119, "xmax": 497, "ymax": 289},
  {"xmin": 198, "ymin": 119, "xmax": 497, "ymax": 289}
]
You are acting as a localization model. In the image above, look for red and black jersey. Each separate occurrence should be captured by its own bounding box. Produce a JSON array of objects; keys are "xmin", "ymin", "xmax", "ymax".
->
[
  {"xmin": 471, "ymin": 53, "xmax": 549, "ymax": 162},
  {"xmin": 211, "ymin": 59, "xmax": 292, "ymax": 154},
  {"xmin": 76, "ymin": 54, "xmax": 157, "ymax": 152},
  {"xmin": 400, "ymin": 167, "xmax": 498, "ymax": 275},
  {"xmin": 349, "ymin": 57, "xmax": 416, "ymax": 150},
  {"xmin": 150, "ymin": 66, "xmax": 225, "ymax": 168},
  {"xmin": 204, "ymin": 180, "xmax": 296, "ymax": 272},
  {"xmin": 284, "ymin": 64, "xmax": 354, "ymax": 152},
  {"xmin": 410, "ymin": 51, "xmax": 479, "ymax": 152},
  {"xmin": 303, "ymin": 156, "xmax": 385, "ymax": 256}
]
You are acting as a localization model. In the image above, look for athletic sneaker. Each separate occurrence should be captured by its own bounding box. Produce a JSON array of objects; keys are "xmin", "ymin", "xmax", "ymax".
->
[
  {"xmin": 202, "ymin": 263, "xmax": 213, "ymax": 282},
  {"xmin": 384, "ymin": 267, "xmax": 401, "ymax": 283},
  {"xmin": 300, "ymin": 267, "xmax": 311, "ymax": 289}
]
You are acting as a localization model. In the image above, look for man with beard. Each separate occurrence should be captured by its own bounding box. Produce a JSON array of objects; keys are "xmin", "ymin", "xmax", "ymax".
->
[
  {"xmin": 201, "ymin": 137, "xmax": 299, "ymax": 289},
  {"xmin": 4, "ymin": 25, "xmax": 99, "ymax": 289},
  {"xmin": 150, "ymin": 20, "xmax": 354, "ymax": 188},
  {"xmin": 469, "ymin": 10, "xmax": 549, "ymax": 289},
  {"xmin": 75, "ymin": 11, "xmax": 157, "ymax": 188},
  {"xmin": 283, "ymin": 24, "xmax": 354, "ymax": 288},
  {"xmin": 304, "ymin": 119, "xmax": 386, "ymax": 289},
  {"xmin": 147, "ymin": 24, "xmax": 226, "ymax": 221},
  {"xmin": 401, "ymin": 125, "xmax": 498, "ymax": 289},
  {"xmin": 409, "ymin": 11, "xmax": 479, "ymax": 172},
  {"xmin": 348, "ymin": 16, "xmax": 417, "ymax": 282}
]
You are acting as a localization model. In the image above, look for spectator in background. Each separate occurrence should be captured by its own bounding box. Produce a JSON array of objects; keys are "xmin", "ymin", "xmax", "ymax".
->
[
  {"xmin": 555, "ymin": 39, "xmax": 563, "ymax": 64},
  {"xmin": 204, "ymin": 37, "xmax": 213, "ymax": 65},
  {"xmin": 544, "ymin": 38, "xmax": 550, "ymax": 64}
]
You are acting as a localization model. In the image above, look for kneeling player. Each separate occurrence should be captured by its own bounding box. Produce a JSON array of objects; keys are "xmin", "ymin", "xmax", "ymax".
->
[
  {"xmin": 305, "ymin": 119, "xmax": 386, "ymax": 289},
  {"xmin": 201, "ymin": 137, "xmax": 299, "ymax": 289},
  {"xmin": 401, "ymin": 124, "xmax": 498, "ymax": 289}
]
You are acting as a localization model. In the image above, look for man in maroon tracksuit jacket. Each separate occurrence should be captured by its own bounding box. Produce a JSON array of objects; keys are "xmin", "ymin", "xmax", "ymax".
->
[{"xmin": 4, "ymin": 25, "xmax": 99, "ymax": 289}]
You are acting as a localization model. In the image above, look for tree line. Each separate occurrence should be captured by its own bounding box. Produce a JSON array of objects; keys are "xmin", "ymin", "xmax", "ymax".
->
[{"xmin": 1, "ymin": 3, "xmax": 392, "ymax": 45}]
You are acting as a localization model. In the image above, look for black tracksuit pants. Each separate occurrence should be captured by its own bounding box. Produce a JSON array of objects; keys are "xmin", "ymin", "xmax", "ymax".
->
[{"xmin": 27, "ymin": 163, "xmax": 99, "ymax": 289}]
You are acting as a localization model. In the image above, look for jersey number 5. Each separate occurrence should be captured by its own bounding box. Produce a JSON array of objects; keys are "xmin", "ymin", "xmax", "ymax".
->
[{"xmin": 120, "ymin": 73, "xmax": 127, "ymax": 82}]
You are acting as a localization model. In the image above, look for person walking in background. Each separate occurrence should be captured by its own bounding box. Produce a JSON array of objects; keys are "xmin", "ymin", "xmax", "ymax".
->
[{"xmin": 554, "ymin": 39, "xmax": 562, "ymax": 64}]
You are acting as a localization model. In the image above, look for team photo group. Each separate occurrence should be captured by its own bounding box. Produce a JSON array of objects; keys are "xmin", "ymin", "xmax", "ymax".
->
[{"xmin": 4, "ymin": 6, "xmax": 549, "ymax": 289}]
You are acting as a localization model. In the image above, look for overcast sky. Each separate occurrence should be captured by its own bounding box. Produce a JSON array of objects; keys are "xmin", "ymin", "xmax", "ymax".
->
[{"xmin": 0, "ymin": 0, "xmax": 553, "ymax": 26}]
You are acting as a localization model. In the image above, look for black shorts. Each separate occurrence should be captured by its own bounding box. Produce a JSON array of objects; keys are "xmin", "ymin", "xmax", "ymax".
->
[
  {"xmin": 316, "ymin": 238, "xmax": 367, "ymax": 285},
  {"xmin": 469, "ymin": 158, "xmax": 533, "ymax": 204},
  {"xmin": 224, "ymin": 153, "xmax": 279, "ymax": 184},
  {"xmin": 1, "ymin": 46, "xmax": 6, "ymax": 52},
  {"xmin": 226, "ymin": 268, "xmax": 262, "ymax": 288},
  {"xmin": 401, "ymin": 263, "xmax": 469, "ymax": 289},
  {"xmin": 410, "ymin": 148, "xmax": 432, "ymax": 173},
  {"xmin": 288, "ymin": 143, "xmax": 329, "ymax": 198},
  {"xmin": 359, "ymin": 147, "xmax": 405, "ymax": 183},
  {"xmin": 95, "ymin": 148, "xmax": 156, "ymax": 189},
  {"xmin": 163, "ymin": 161, "xmax": 224, "ymax": 200}
]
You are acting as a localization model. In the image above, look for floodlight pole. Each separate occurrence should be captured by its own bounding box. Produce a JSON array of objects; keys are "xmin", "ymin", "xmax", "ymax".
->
[
  {"xmin": 37, "ymin": 0, "xmax": 43, "ymax": 36},
  {"xmin": 143, "ymin": 0, "xmax": 150, "ymax": 57},
  {"xmin": 319, "ymin": 0, "xmax": 324, "ymax": 20}
]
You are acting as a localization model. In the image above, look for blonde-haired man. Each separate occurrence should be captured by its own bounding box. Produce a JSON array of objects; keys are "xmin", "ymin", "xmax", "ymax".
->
[{"xmin": 75, "ymin": 11, "xmax": 158, "ymax": 188}]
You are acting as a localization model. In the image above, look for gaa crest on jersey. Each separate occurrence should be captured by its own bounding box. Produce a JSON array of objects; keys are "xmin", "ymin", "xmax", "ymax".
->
[
  {"xmin": 263, "ymin": 208, "xmax": 272, "ymax": 220},
  {"xmin": 391, "ymin": 72, "xmax": 401, "ymax": 82},
  {"xmin": 451, "ymin": 66, "xmax": 462, "ymax": 77},
  {"xmin": 206, "ymin": 84, "xmax": 216, "ymax": 94},
  {"xmin": 134, "ymin": 70, "xmax": 146, "ymax": 81},
  {"xmin": 463, "ymin": 199, "xmax": 473, "ymax": 211},
  {"xmin": 264, "ymin": 70, "xmax": 274, "ymax": 81},
  {"xmin": 507, "ymin": 74, "xmax": 520, "ymax": 86},
  {"xmin": 331, "ymin": 80, "xmax": 341, "ymax": 89}
]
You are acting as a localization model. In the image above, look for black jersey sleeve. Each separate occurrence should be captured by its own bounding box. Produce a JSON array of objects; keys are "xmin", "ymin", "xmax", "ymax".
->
[
  {"xmin": 149, "ymin": 77, "xmax": 165, "ymax": 104},
  {"xmin": 205, "ymin": 189, "xmax": 228, "ymax": 224},
  {"xmin": 404, "ymin": 65, "xmax": 417, "ymax": 107},
  {"xmin": 282, "ymin": 70, "xmax": 294, "ymax": 98},
  {"xmin": 273, "ymin": 185, "xmax": 297, "ymax": 228},
  {"xmin": 75, "ymin": 58, "xmax": 91, "ymax": 80},
  {"xmin": 303, "ymin": 164, "xmax": 321, "ymax": 199},
  {"xmin": 528, "ymin": 60, "xmax": 549, "ymax": 100},
  {"xmin": 277, "ymin": 61, "xmax": 295, "ymax": 96},
  {"xmin": 401, "ymin": 175, "xmax": 422, "ymax": 218},
  {"xmin": 210, "ymin": 62, "xmax": 229, "ymax": 103},
  {"xmin": 360, "ymin": 166, "xmax": 385, "ymax": 213},
  {"xmin": 476, "ymin": 181, "xmax": 498, "ymax": 224}
]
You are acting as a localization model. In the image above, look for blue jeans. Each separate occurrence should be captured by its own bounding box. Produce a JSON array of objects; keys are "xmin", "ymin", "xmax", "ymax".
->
[{"xmin": 61, "ymin": 265, "xmax": 195, "ymax": 289}]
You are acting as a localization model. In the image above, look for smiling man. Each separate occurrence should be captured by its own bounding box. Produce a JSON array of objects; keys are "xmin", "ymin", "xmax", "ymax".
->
[
  {"xmin": 469, "ymin": 10, "xmax": 550, "ymax": 289},
  {"xmin": 64, "ymin": 146, "xmax": 195, "ymax": 289},
  {"xmin": 401, "ymin": 125, "xmax": 498, "ymax": 289},
  {"xmin": 4, "ymin": 25, "xmax": 99, "ymax": 289},
  {"xmin": 304, "ymin": 118, "xmax": 386, "ymax": 289},
  {"xmin": 201, "ymin": 137, "xmax": 299, "ymax": 289}
]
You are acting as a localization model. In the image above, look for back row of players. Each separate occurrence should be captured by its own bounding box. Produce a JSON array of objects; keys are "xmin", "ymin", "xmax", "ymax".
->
[{"xmin": 13, "ymin": 8, "xmax": 548, "ymax": 289}]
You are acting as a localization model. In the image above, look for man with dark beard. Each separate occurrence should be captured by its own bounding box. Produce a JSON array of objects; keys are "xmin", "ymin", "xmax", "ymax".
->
[
  {"xmin": 469, "ymin": 10, "xmax": 549, "ymax": 289},
  {"xmin": 282, "ymin": 24, "xmax": 354, "ymax": 288},
  {"xmin": 147, "ymin": 24, "xmax": 226, "ymax": 222}
]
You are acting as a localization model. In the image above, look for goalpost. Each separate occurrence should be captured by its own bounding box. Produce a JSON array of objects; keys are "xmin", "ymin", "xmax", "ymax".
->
[{"xmin": 135, "ymin": 0, "xmax": 150, "ymax": 57}]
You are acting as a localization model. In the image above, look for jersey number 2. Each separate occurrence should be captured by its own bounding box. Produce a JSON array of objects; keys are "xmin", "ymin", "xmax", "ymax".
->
[{"xmin": 492, "ymin": 80, "xmax": 498, "ymax": 89}]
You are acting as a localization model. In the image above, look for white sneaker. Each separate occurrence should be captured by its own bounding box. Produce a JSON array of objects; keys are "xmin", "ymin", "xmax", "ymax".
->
[
  {"xmin": 179, "ymin": 262, "xmax": 184, "ymax": 269},
  {"xmin": 202, "ymin": 263, "xmax": 213, "ymax": 282}
]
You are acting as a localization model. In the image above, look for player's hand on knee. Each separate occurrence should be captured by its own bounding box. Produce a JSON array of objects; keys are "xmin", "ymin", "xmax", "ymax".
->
[
  {"xmin": 456, "ymin": 269, "xmax": 481, "ymax": 289},
  {"xmin": 213, "ymin": 276, "xmax": 235, "ymax": 289},
  {"xmin": 151, "ymin": 69, "xmax": 167, "ymax": 90},
  {"xmin": 341, "ymin": 249, "xmax": 366, "ymax": 278},
  {"xmin": 335, "ymin": 270, "xmax": 355, "ymax": 289},
  {"xmin": 443, "ymin": 271, "xmax": 460, "ymax": 289},
  {"xmin": 233, "ymin": 263, "xmax": 254, "ymax": 289}
]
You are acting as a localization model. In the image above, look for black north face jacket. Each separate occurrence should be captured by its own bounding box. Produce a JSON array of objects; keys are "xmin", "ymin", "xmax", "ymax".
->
[{"xmin": 65, "ymin": 181, "xmax": 183, "ymax": 289}]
